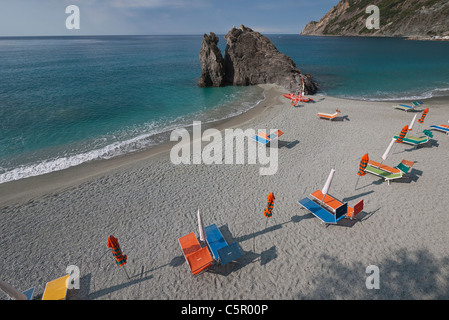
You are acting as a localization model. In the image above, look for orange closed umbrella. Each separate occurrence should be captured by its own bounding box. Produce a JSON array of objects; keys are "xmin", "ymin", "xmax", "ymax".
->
[
  {"xmin": 107, "ymin": 235, "xmax": 129, "ymax": 279},
  {"xmin": 357, "ymin": 154, "xmax": 369, "ymax": 176},
  {"xmin": 418, "ymin": 108, "xmax": 429, "ymax": 124},
  {"xmin": 263, "ymin": 193, "xmax": 275, "ymax": 218},
  {"xmin": 396, "ymin": 125, "xmax": 408, "ymax": 143}
]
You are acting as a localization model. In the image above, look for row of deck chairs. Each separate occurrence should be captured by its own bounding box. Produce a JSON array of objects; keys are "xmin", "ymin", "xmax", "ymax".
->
[{"xmin": 179, "ymin": 224, "xmax": 243, "ymax": 275}]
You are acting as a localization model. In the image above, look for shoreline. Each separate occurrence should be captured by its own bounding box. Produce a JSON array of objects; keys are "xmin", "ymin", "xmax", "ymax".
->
[
  {"xmin": 0, "ymin": 84, "xmax": 277, "ymax": 208},
  {"xmin": 1, "ymin": 84, "xmax": 448, "ymax": 208}
]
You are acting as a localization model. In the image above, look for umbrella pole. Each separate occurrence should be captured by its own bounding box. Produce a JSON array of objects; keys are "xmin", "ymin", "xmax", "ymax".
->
[{"xmin": 122, "ymin": 265, "xmax": 130, "ymax": 280}]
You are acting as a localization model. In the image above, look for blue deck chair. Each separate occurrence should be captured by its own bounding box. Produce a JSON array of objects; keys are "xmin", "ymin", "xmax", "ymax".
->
[
  {"xmin": 393, "ymin": 101, "xmax": 422, "ymax": 112},
  {"xmin": 205, "ymin": 224, "xmax": 242, "ymax": 265},
  {"xmin": 251, "ymin": 130, "xmax": 284, "ymax": 146},
  {"xmin": 298, "ymin": 197, "xmax": 347, "ymax": 225},
  {"xmin": 429, "ymin": 125, "xmax": 449, "ymax": 134}
]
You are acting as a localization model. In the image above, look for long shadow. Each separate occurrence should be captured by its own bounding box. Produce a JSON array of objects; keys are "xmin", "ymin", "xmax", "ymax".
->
[
  {"xmin": 298, "ymin": 249, "xmax": 449, "ymax": 299},
  {"xmin": 204, "ymin": 225, "xmax": 281, "ymax": 276},
  {"xmin": 67, "ymin": 273, "xmax": 153, "ymax": 300}
]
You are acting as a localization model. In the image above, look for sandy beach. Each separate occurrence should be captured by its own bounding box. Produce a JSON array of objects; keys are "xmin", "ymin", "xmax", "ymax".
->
[{"xmin": 1, "ymin": 84, "xmax": 449, "ymax": 300}]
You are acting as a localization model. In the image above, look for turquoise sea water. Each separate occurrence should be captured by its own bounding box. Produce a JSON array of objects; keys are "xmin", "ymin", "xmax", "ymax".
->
[{"xmin": 1, "ymin": 35, "xmax": 448, "ymax": 183}]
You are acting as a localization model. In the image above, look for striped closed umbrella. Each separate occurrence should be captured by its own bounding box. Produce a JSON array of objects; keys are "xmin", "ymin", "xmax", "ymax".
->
[
  {"xmin": 357, "ymin": 153, "xmax": 369, "ymax": 176},
  {"xmin": 263, "ymin": 193, "xmax": 275, "ymax": 218},
  {"xmin": 107, "ymin": 235, "xmax": 127, "ymax": 267},
  {"xmin": 396, "ymin": 125, "xmax": 408, "ymax": 143},
  {"xmin": 418, "ymin": 108, "xmax": 429, "ymax": 124}
]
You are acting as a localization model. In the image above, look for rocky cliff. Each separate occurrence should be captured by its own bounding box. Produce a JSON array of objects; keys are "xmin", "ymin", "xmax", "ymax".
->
[
  {"xmin": 301, "ymin": 0, "xmax": 449, "ymax": 37},
  {"xmin": 198, "ymin": 25, "xmax": 318, "ymax": 94}
]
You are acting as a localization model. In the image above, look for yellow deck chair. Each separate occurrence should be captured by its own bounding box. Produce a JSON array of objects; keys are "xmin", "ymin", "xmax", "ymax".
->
[{"xmin": 42, "ymin": 274, "xmax": 70, "ymax": 300}]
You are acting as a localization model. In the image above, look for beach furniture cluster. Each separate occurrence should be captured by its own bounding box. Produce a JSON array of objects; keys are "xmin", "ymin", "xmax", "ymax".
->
[
  {"xmin": 178, "ymin": 210, "xmax": 243, "ymax": 275},
  {"xmin": 282, "ymin": 93, "xmax": 314, "ymax": 105},
  {"xmin": 298, "ymin": 169, "xmax": 364, "ymax": 226},
  {"xmin": 361, "ymin": 101, "xmax": 447, "ymax": 186}
]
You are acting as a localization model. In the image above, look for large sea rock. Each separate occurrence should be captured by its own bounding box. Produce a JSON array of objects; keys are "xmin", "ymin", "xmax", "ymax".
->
[
  {"xmin": 197, "ymin": 32, "xmax": 226, "ymax": 87},
  {"xmin": 198, "ymin": 25, "xmax": 318, "ymax": 94}
]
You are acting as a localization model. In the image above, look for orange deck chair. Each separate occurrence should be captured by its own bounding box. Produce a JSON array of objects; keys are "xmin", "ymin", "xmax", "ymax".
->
[
  {"xmin": 178, "ymin": 232, "xmax": 213, "ymax": 275},
  {"xmin": 367, "ymin": 159, "xmax": 414, "ymax": 174},
  {"xmin": 317, "ymin": 112, "xmax": 339, "ymax": 120},
  {"xmin": 310, "ymin": 190, "xmax": 364, "ymax": 220}
]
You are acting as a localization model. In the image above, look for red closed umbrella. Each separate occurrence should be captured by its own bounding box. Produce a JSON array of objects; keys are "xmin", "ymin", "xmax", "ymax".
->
[
  {"xmin": 396, "ymin": 125, "xmax": 408, "ymax": 143},
  {"xmin": 418, "ymin": 108, "xmax": 429, "ymax": 124},
  {"xmin": 357, "ymin": 154, "xmax": 369, "ymax": 176},
  {"xmin": 107, "ymin": 235, "xmax": 129, "ymax": 279}
]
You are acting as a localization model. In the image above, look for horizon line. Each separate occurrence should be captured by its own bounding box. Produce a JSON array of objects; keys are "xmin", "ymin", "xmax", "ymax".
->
[{"xmin": 0, "ymin": 32, "xmax": 304, "ymax": 38}]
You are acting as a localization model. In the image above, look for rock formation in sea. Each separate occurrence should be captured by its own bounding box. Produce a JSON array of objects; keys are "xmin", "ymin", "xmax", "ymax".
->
[
  {"xmin": 198, "ymin": 25, "xmax": 318, "ymax": 95},
  {"xmin": 197, "ymin": 32, "xmax": 226, "ymax": 87}
]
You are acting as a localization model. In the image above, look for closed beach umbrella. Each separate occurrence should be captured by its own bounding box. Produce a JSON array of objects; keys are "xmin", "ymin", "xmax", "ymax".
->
[
  {"xmin": 357, "ymin": 154, "xmax": 369, "ymax": 176},
  {"xmin": 408, "ymin": 114, "xmax": 417, "ymax": 131},
  {"xmin": 0, "ymin": 279, "xmax": 27, "ymax": 300},
  {"xmin": 418, "ymin": 108, "xmax": 429, "ymax": 124},
  {"xmin": 396, "ymin": 125, "xmax": 408, "ymax": 143},
  {"xmin": 263, "ymin": 193, "xmax": 275, "ymax": 218},
  {"xmin": 382, "ymin": 138, "xmax": 396, "ymax": 161},
  {"xmin": 322, "ymin": 169, "xmax": 335, "ymax": 196},
  {"xmin": 107, "ymin": 235, "xmax": 127, "ymax": 267},
  {"xmin": 197, "ymin": 209, "xmax": 206, "ymax": 242}
]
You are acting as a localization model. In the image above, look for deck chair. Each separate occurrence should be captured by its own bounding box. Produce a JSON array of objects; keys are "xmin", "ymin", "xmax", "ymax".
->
[
  {"xmin": 317, "ymin": 112, "xmax": 339, "ymax": 120},
  {"xmin": 367, "ymin": 159, "xmax": 414, "ymax": 174},
  {"xmin": 393, "ymin": 133, "xmax": 431, "ymax": 148},
  {"xmin": 42, "ymin": 274, "xmax": 70, "ymax": 300},
  {"xmin": 205, "ymin": 224, "xmax": 242, "ymax": 265},
  {"xmin": 393, "ymin": 101, "xmax": 422, "ymax": 112},
  {"xmin": 251, "ymin": 129, "xmax": 284, "ymax": 145},
  {"xmin": 298, "ymin": 197, "xmax": 347, "ymax": 225},
  {"xmin": 365, "ymin": 160, "xmax": 413, "ymax": 185},
  {"xmin": 178, "ymin": 232, "xmax": 213, "ymax": 275},
  {"xmin": 310, "ymin": 190, "xmax": 364, "ymax": 220},
  {"xmin": 429, "ymin": 124, "xmax": 449, "ymax": 134}
]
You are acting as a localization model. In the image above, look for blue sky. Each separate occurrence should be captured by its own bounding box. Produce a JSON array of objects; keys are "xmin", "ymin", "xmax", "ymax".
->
[{"xmin": 0, "ymin": 0, "xmax": 339, "ymax": 36}]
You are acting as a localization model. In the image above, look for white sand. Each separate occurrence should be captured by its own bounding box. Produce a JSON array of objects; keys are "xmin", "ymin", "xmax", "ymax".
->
[{"xmin": 1, "ymin": 84, "xmax": 449, "ymax": 300}]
